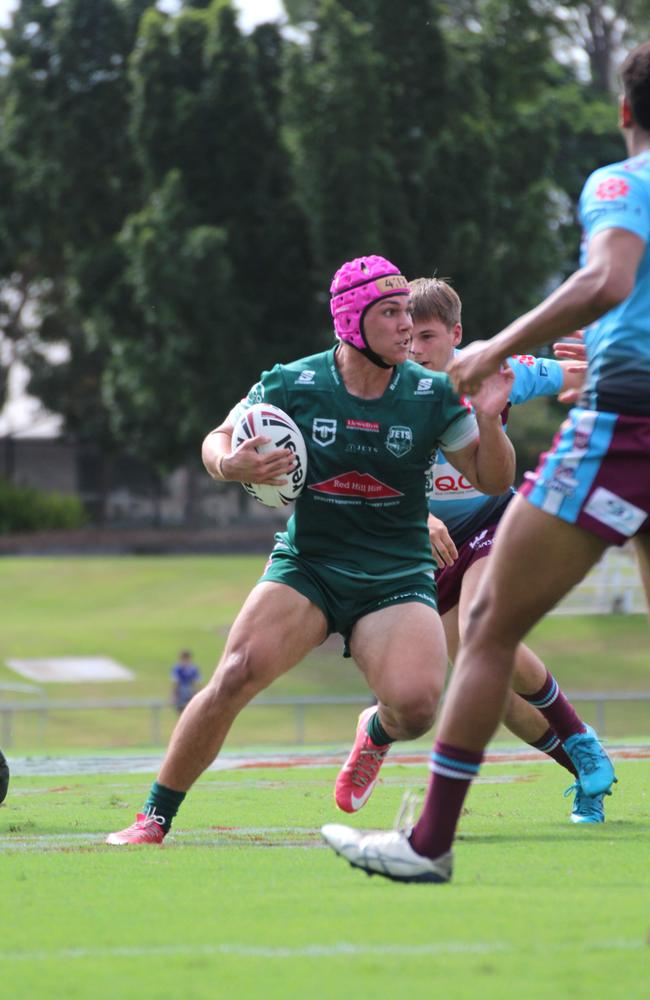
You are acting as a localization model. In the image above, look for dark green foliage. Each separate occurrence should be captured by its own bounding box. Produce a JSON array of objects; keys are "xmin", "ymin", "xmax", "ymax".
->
[
  {"xmin": 0, "ymin": 477, "xmax": 87, "ymax": 532},
  {"xmin": 0, "ymin": 0, "xmax": 645, "ymax": 484}
]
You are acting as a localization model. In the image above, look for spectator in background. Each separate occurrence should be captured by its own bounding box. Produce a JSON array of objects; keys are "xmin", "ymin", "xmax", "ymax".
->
[{"xmin": 171, "ymin": 650, "xmax": 201, "ymax": 715}]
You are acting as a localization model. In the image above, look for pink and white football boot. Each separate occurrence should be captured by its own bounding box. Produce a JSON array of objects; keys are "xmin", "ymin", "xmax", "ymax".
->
[
  {"xmin": 335, "ymin": 707, "xmax": 391, "ymax": 813},
  {"xmin": 106, "ymin": 811, "xmax": 166, "ymax": 846}
]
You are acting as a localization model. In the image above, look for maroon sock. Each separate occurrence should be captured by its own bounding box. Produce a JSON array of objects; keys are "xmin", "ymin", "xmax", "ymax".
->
[
  {"xmin": 530, "ymin": 727, "xmax": 577, "ymax": 777},
  {"xmin": 520, "ymin": 671, "xmax": 585, "ymax": 742},
  {"xmin": 409, "ymin": 740, "xmax": 483, "ymax": 860}
]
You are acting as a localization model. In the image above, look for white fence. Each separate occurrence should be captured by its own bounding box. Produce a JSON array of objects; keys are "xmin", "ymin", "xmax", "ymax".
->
[{"xmin": 554, "ymin": 547, "xmax": 646, "ymax": 615}]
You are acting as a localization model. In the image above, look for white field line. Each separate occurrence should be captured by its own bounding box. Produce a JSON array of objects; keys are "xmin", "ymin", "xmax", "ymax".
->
[
  {"xmin": 0, "ymin": 826, "xmax": 328, "ymax": 852},
  {"xmin": 0, "ymin": 939, "xmax": 646, "ymax": 963}
]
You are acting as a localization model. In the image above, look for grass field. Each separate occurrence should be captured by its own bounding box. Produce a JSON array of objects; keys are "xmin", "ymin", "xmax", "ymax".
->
[
  {"xmin": 1, "ymin": 556, "xmax": 649, "ymax": 997},
  {"xmin": 1, "ymin": 754, "xmax": 650, "ymax": 999},
  {"xmin": 0, "ymin": 556, "xmax": 648, "ymax": 750}
]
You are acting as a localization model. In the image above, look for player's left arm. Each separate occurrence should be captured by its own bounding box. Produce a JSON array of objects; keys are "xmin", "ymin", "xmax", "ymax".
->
[{"xmin": 442, "ymin": 367, "xmax": 516, "ymax": 496}]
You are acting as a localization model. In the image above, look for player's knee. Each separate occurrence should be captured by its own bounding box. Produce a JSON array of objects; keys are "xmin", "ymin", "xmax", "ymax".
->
[
  {"xmin": 392, "ymin": 690, "xmax": 440, "ymax": 738},
  {"xmin": 210, "ymin": 645, "xmax": 266, "ymax": 702}
]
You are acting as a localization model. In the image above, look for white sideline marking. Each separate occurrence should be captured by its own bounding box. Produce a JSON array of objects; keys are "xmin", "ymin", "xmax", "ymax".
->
[
  {"xmin": 0, "ymin": 827, "xmax": 325, "ymax": 852},
  {"xmin": 0, "ymin": 939, "xmax": 645, "ymax": 962},
  {"xmin": 6, "ymin": 656, "xmax": 134, "ymax": 682}
]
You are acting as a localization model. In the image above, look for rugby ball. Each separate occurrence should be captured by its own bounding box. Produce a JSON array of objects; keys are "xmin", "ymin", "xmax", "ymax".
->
[{"xmin": 231, "ymin": 403, "xmax": 308, "ymax": 508}]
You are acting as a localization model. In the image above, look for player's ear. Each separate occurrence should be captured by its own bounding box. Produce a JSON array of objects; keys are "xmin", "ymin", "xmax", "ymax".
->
[
  {"xmin": 619, "ymin": 94, "xmax": 633, "ymax": 129},
  {"xmin": 453, "ymin": 323, "xmax": 463, "ymax": 348}
]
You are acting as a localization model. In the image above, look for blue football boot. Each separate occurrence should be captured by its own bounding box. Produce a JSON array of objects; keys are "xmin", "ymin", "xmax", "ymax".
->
[
  {"xmin": 562, "ymin": 724, "xmax": 616, "ymax": 797},
  {"xmin": 564, "ymin": 782, "xmax": 605, "ymax": 824}
]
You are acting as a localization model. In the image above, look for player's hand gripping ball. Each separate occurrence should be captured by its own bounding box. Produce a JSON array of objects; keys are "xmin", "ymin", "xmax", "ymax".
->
[{"xmin": 231, "ymin": 403, "xmax": 308, "ymax": 508}]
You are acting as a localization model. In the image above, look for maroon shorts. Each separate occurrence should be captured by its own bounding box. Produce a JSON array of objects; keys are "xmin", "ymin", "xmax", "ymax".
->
[
  {"xmin": 435, "ymin": 522, "xmax": 500, "ymax": 616},
  {"xmin": 520, "ymin": 408, "xmax": 650, "ymax": 545}
]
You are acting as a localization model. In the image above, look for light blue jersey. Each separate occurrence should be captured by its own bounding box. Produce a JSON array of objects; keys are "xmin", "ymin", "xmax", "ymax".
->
[
  {"xmin": 578, "ymin": 151, "xmax": 650, "ymax": 414},
  {"xmin": 428, "ymin": 355, "xmax": 564, "ymax": 547}
]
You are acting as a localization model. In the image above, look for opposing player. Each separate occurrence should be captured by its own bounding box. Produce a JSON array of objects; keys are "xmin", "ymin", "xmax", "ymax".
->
[
  {"xmin": 106, "ymin": 254, "xmax": 515, "ymax": 845},
  {"xmin": 333, "ymin": 278, "xmax": 610, "ymax": 825},
  {"xmin": 321, "ymin": 41, "xmax": 650, "ymax": 883}
]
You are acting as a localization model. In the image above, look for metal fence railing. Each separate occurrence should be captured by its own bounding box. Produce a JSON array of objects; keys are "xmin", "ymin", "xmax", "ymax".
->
[{"xmin": 1, "ymin": 691, "xmax": 649, "ymax": 749}]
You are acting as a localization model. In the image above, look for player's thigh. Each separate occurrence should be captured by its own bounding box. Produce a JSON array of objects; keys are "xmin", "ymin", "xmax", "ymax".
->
[
  {"xmin": 470, "ymin": 495, "xmax": 608, "ymax": 643},
  {"xmin": 220, "ymin": 581, "xmax": 328, "ymax": 685},
  {"xmin": 350, "ymin": 601, "xmax": 448, "ymax": 704},
  {"xmin": 442, "ymin": 604, "xmax": 460, "ymax": 663},
  {"xmin": 456, "ymin": 555, "xmax": 490, "ymax": 641}
]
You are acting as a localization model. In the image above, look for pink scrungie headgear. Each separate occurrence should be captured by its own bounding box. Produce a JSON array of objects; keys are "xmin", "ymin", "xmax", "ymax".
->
[{"xmin": 329, "ymin": 255, "xmax": 409, "ymax": 357}]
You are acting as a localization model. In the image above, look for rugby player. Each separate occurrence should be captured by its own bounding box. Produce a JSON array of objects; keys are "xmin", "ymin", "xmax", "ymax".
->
[
  {"xmin": 333, "ymin": 278, "xmax": 610, "ymax": 825},
  {"xmin": 106, "ymin": 254, "xmax": 515, "ymax": 845}
]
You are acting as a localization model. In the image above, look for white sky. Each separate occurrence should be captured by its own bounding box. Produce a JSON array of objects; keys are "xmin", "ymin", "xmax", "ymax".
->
[{"xmin": 0, "ymin": 0, "xmax": 286, "ymax": 436}]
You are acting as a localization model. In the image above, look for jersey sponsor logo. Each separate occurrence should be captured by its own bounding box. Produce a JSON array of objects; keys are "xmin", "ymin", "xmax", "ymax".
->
[
  {"xmin": 295, "ymin": 370, "xmax": 316, "ymax": 384},
  {"xmin": 312, "ymin": 418, "xmax": 337, "ymax": 447},
  {"xmin": 595, "ymin": 177, "xmax": 630, "ymax": 201},
  {"xmin": 583, "ymin": 487, "xmax": 647, "ymax": 537},
  {"xmin": 308, "ymin": 471, "xmax": 404, "ymax": 500},
  {"xmin": 469, "ymin": 529, "xmax": 493, "ymax": 552},
  {"xmin": 572, "ymin": 411, "xmax": 597, "ymax": 452},
  {"xmin": 345, "ymin": 443, "xmax": 379, "ymax": 455},
  {"xmin": 542, "ymin": 464, "xmax": 578, "ymax": 498},
  {"xmin": 385, "ymin": 425, "xmax": 413, "ymax": 458},
  {"xmin": 246, "ymin": 382, "xmax": 265, "ymax": 404},
  {"xmin": 346, "ymin": 419, "xmax": 379, "ymax": 433},
  {"xmin": 415, "ymin": 377, "xmax": 434, "ymax": 395},
  {"xmin": 583, "ymin": 202, "xmax": 630, "ymax": 224},
  {"xmin": 511, "ymin": 354, "xmax": 547, "ymax": 377},
  {"xmin": 434, "ymin": 472, "xmax": 474, "ymax": 493}
]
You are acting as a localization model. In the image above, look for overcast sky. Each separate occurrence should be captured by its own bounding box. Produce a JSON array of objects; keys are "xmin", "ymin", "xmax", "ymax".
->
[{"xmin": 0, "ymin": 0, "xmax": 286, "ymax": 31}]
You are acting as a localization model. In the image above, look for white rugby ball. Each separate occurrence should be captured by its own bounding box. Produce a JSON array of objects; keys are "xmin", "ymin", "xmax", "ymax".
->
[{"xmin": 231, "ymin": 403, "xmax": 308, "ymax": 508}]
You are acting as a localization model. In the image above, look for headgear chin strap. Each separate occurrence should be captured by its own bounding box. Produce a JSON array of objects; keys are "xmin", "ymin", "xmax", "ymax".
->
[{"xmin": 330, "ymin": 255, "xmax": 409, "ymax": 368}]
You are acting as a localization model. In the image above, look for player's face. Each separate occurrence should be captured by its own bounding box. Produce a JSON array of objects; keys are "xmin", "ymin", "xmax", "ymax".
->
[
  {"xmin": 409, "ymin": 317, "xmax": 461, "ymax": 372},
  {"xmin": 363, "ymin": 297, "xmax": 413, "ymax": 365}
]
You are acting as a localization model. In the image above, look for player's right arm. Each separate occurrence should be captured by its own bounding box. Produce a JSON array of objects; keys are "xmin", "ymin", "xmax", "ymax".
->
[
  {"xmin": 202, "ymin": 419, "xmax": 295, "ymax": 485},
  {"xmin": 202, "ymin": 369, "xmax": 296, "ymax": 485}
]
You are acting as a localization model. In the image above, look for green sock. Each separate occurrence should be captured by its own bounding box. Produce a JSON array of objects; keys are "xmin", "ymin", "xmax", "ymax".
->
[
  {"xmin": 367, "ymin": 710, "xmax": 394, "ymax": 746},
  {"xmin": 143, "ymin": 781, "xmax": 186, "ymax": 834}
]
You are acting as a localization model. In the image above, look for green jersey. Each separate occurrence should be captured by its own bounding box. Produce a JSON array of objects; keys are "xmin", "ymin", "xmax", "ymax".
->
[{"xmin": 238, "ymin": 347, "xmax": 477, "ymax": 582}]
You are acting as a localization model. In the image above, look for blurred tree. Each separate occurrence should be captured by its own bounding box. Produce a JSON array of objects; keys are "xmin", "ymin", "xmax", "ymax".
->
[
  {"xmin": 540, "ymin": 0, "xmax": 650, "ymax": 94},
  {"xmin": 0, "ymin": 0, "xmax": 146, "ymax": 449},
  {"xmin": 0, "ymin": 0, "xmax": 639, "ymax": 501},
  {"xmin": 106, "ymin": 1, "xmax": 316, "ymax": 469},
  {"xmin": 284, "ymin": 0, "xmax": 394, "ymax": 278},
  {"xmin": 445, "ymin": 0, "xmax": 650, "ymax": 94},
  {"xmin": 100, "ymin": 170, "xmax": 234, "ymax": 470}
]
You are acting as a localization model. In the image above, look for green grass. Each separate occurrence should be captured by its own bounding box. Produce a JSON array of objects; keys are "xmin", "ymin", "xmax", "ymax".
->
[
  {"xmin": 0, "ymin": 556, "xmax": 648, "ymax": 749},
  {"xmin": 1, "ymin": 757, "xmax": 649, "ymax": 999}
]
